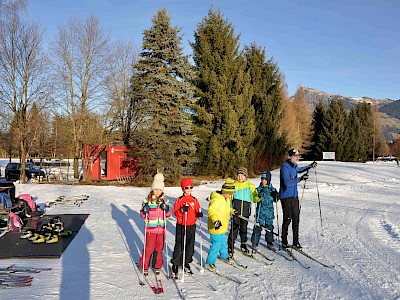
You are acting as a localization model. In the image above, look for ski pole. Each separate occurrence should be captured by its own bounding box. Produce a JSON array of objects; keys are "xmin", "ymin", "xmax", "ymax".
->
[
  {"xmin": 140, "ymin": 212, "xmax": 148, "ymax": 286},
  {"xmin": 181, "ymin": 209, "xmax": 188, "ymax": 283},
  {"xmin": 275, "ymin": 194, "xmax": 281, "ymax": 248},
  {"xmin": 199, "ymin": 215, "xmax": 204, "ymax": 273},
  {"xmin": 163, "ymin": 209, "xmax": 170, "ymax": 277},
  {"xmin": 315, "ymin": 167, "xmax": 324, "ymax": 236},
  {"xmin": 299, "ymin": 171, "xmax": 308, "ymax": 212},
  {"xmin": 237, "ymin": 214, "xmax": 279, "ymax": 236}
]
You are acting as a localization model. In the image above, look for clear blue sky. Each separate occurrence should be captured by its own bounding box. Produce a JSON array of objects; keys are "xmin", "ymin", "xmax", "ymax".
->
[{"xmin": 27, "ymin": 0, "xmax": 400, "ymax": 100}]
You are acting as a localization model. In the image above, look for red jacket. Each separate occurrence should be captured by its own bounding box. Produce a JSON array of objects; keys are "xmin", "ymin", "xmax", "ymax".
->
[{"xmin": 174, "ymin": 195, "xmax": 201, "ymax": 226}]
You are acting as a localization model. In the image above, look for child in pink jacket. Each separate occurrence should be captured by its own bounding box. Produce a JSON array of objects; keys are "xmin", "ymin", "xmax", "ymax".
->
[{"xmin": 139, "ymin": 173, "xmax": 172, "ymax": 276}]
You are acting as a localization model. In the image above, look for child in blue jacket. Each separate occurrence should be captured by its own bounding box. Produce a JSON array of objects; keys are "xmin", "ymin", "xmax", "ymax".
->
[{"xmin": 251, "ymin": 170, "xmax": 279, "ymax": 252}]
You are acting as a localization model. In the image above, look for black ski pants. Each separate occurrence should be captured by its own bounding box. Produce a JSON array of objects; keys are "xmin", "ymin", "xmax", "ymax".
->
[
  {"xmin": 281, "ymin": 196, "xmax": 300, "ymax": 245},
  {"xmin": 171, "ymin": 223, "xmax": 196, "ymax": 268},
  {"xmin": 228, "ymin": 199, "xmax": 251, "ymax": 252}
]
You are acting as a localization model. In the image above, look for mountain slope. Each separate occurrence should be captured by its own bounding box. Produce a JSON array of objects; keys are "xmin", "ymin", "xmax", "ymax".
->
[{"xmin": 296, "ymin": 87, "xmax": 400, "ymax": 141}]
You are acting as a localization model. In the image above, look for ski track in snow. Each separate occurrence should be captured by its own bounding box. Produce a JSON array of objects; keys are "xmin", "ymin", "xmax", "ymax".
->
[{"xmin": 0, "ymin": 160, "xmax": 399, "ymax": 299}]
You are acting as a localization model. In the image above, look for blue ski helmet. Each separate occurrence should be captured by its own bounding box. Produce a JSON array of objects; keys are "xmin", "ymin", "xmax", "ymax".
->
[{"xmin": 260, "ymin": 170, "xmax": 271, "ymax": 184}]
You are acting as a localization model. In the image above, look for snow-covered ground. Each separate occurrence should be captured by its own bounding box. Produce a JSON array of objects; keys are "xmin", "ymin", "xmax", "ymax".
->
[{"xmin": 1, "ymin": 160, "xmax": 400, "ymax": 300}]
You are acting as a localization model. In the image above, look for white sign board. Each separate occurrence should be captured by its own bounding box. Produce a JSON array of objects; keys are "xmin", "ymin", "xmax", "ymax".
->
[{"xmin": 323, "ymin": 152, "xmax": 336, "ymax": 160}]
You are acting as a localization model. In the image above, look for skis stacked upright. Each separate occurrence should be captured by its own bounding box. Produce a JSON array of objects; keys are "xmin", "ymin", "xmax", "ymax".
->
[{"xmin": 46, "ymin": 195, "xmax": 89, "ymax": 207}]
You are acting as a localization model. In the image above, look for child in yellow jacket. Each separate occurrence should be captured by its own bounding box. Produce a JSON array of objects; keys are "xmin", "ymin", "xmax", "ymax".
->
[{"xmin": 205, "ymin": 179, "xmax": 236, "ymax": 272}]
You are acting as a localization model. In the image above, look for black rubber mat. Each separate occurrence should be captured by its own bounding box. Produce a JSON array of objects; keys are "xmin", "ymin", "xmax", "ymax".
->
[{"xmin": 0, "ymin": 214, "xmax": 89, "ymax": 259}]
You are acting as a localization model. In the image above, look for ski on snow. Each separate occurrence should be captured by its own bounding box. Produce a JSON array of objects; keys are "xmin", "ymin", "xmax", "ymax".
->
[
  {"xmin": 219, "ymin": 256, "xmax": 261, "ymax": 276},
  {"xmin": 46, "ymin": 195, "xmax": 89, "ymax": 207},
  {"xmin": 0, "ymin": 280, "xmax": 32, "ymax": 287},
  {"xmin": 139, "ymin": 274, "xmax": 163, "ymax": 294},
  {"xmin": 236, "ymin": 247, "xmax": 273, "ymax": 266},
  {"xmin": 0, "ymin": 266, "xmax": 52, "ymax": 273},
  {"xmin": 204, "ymin": 265, "xmax": 244, "ymax": 285},
  {"xmin": 282, "ymin": 249, "xmax": 310, "ymax": 269},
  {"xmin": 292, "ymin": 248, "xmax": 335, "ymax": 268},
  {"xmin": 260, "ymin": 243, "xmax": 294, "ymax": 261},
  {"xmin": 0, "ymin": 274, "xmax": 33, "ymax": 282},
  {"xmin": 171, "ymin": 276, "xmax": 187, "ymax": 299}
]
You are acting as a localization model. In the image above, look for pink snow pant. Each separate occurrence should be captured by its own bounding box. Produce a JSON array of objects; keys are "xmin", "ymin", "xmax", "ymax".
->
[{"xmin": 139, "ymin": 232, "xmax": 165, "ymax": 270}]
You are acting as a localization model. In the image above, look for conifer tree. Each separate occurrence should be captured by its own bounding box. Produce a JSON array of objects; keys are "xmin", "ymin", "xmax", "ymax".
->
[
  {"xmin": 356, "ymin": 102, "xmax": 374, "ymax": 160},
  {"xmin": 191, "ymin": 9, "xmax": 255, "ymax": 176},
  {"xmin": 309, "ymin": 101, "xmax": 326, "ymax": 160},
  {"xmin": 319, "ymin": 99, "xmax": 347, "ymax": 160},
  {"xmin": 131, "ymin": 8, "xmax": 197, "ymax": 181},
  {"xmin": 342, "ymin": 108, "xmax": 364, "ymax": 161},
  {"xmin": 243, "ymin": 43, "xmax": 287, "ymax": 170}
]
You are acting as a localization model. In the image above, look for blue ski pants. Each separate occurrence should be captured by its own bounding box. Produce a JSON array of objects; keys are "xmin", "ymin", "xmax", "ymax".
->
[{"xmin": 206, "ymin": 233, "xmax": 229, "ymax": 265}]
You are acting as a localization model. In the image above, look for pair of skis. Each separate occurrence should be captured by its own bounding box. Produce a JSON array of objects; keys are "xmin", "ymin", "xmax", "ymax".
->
[
  {"xmin": 0, "ymin": 266, "xmax": 52, "ymax": 273},
  {"xmin": 46, "ymin": 195, "xmax": 89, "ymax": 207},
  {"xmin": 291, "ymin": 247, "xmax": 335, "ymax": 268},
  {"xmin": 140, "ymin": 274, "xmax": 164, "ymax": 294},
  {"xmin": 0, "ymin": 266, "xmax": 52, "ymax": 288}
]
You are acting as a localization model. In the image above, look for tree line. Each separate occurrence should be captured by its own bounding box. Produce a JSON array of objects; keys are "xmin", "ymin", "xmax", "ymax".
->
[{"xmin": 0, "ymin": 2, "xmax": 396, "ymax": 183}]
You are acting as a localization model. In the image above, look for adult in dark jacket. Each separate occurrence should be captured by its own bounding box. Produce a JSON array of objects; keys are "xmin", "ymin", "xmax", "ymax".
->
[{"xmin": 279, "ymin": 149, "xmax": 317, "ymax": 250}]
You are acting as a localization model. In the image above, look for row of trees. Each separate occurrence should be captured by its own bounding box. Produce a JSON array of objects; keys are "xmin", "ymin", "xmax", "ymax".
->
[{"xmin": 0, "ymin": 3, "xmax": 394, "ymax": 183}]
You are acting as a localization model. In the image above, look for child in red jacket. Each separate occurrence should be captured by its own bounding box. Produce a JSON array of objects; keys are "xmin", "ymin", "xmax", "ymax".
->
[{"xmin": 171, "ymin": 178, "xmax": 202, "ymax": 278}]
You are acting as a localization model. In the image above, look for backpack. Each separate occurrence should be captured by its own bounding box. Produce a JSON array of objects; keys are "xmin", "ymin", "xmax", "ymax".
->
[
  {"xmin": 0, "ymin": 192, "xmax": 12, "ymax": 210},
  {"xmin": 16, "ymin": 193, "xmax": 44, "ymax": 218},
  {"xmin": 9, "ymin": 211, "xmax": 23, "ymax": 231},
  {"xmin": 17, "ymin": 194, "xmax": 37, "ymax": 212}
]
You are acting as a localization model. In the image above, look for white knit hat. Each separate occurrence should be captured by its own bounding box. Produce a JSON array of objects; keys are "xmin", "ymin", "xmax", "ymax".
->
[{"xmin": 151, "ymin": 173, "xmax": 165, "ymax": 191}]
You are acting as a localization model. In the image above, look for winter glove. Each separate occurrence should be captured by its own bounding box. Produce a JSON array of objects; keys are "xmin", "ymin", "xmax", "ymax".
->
[
  {"xmin": 181, "ymin": 205, "xmax": 189, "ymax": 213},
  {"xmin": 214, "ymin": 220, "xmax": 222, "ymax": 230},
  {"xmin": 271, "ymin": 190, "xmax": 279, "ymax": 201},
  {"xmin": 160, "ymin": 201, "xmax": 169, "ymax": 212},
  {"xmin": 310, "ymin": 161, "xmax": 317, "ymax": 168},
  {"xmin": 300, "ymin": 173, "xmax": 309, "ymax": 181},
  {"xmin": 197, "ymin": 211, "xmax": 203, "ymax": 218},
  {"xmin": 142, "ymin": 204, "xmax": 150, "ymax": 215},
  {"xmin": 232, "ymin": 210, "xmax": 239, "ymax": 217}
]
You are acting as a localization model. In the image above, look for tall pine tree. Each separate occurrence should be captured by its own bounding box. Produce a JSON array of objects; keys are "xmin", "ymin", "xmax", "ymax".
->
[
  {"xmin": 342, "ymin": 108, "xmax": 364, "ymax": 161},
  {"xmin": 191, "ymin": 9, "xmax": 255, "ymax": 176},
  {"xmin": 244, "ymin": 43, "xmax": 287, "ymax": 171},
  {"xmin": 131, "ymin": 8, "xmax": 197, "ymax": 181},
  {"xmin": 309, "ymin": 101, "xmax": 326, "ymax": 160},
  {"xmin": 319, "ymin": 99, "xmax": 347, "ymax": 160}
]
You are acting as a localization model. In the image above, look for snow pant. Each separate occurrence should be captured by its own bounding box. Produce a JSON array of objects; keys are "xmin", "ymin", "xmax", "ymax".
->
[
  {"xmin": 228, "ymin": 199, "xmax": 251, "ymax": 253},
  {"xmin": 251, "ymin": 223, "xmax": 274, "ymax": 245},
  {"xmin": 171, "ymin": 223, "xmax": 196, "ymax": 268},
  {"xmin": 281, "ymin": 196, "xmax": 300, "ymax": 245},
  {"xmin": 139, "ymin": 231, "xmax": 165, "ymax": 270},
  {"xmin": 206, "ymin": 233, "xmax": 229, "ymax": 265}
]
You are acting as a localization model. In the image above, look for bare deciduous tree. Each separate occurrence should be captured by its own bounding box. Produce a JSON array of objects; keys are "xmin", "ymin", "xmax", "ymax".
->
[
  {"xmin": 103, "ymin": 40, "xmax": 143, "ymax": 145},
  {"xmin": 50, "ymin": 15, "xmax": 111, "ymax": 179},
  {"xmin": 0, "ymin": 2, "xmax": 50, "ymax": 183}
]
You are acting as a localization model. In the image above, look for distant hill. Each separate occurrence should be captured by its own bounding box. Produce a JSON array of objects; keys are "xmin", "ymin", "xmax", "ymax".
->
[
  {"xmin": 379, "ymin": 100, "xmax": 400, "ymax": 119},
  {"xmin": 295, "ymin": 87, "xmax": 400, "ymax": 141}
]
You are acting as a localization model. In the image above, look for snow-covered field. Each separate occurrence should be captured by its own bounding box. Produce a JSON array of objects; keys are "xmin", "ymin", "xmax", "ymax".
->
[{"xmin": 1, "ymin": 160, "xmax": 399, "ymax": 300}]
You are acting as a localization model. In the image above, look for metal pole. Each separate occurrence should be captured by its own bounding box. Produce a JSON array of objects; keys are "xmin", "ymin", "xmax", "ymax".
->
[
  {"xmin": 164, "ymin": 210, "xmax": 170, "ymax": 277},
  {"xmin": 315, "ymin": 168, "xmax": 324, "ymax": 236}
]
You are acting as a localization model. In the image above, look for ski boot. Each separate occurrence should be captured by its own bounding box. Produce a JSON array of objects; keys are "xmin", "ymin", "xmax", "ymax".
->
[{"xmin": 267, "ymin": 242, "xmax": 278, "ymax": 252}]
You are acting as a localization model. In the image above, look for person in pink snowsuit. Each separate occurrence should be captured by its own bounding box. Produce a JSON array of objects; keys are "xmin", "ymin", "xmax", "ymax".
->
[{"xmin": 139, "ymin": 173, "xmax": 172, "ymax": 276}]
